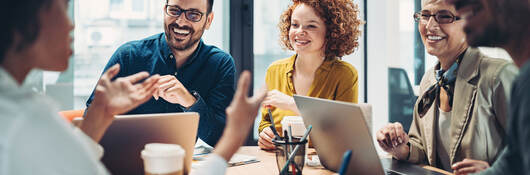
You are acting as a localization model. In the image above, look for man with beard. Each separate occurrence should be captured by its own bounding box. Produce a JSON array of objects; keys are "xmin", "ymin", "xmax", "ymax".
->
[
  {"xmin": 86, "ymin": 0, "xmax": 234, "ymax": 147},
  {"xmin": 445, "ymin": 0, "xmax": 530, "ymax": 174}
]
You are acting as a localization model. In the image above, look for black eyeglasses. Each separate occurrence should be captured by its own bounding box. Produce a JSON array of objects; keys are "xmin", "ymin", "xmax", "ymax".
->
[
  {"xmin": 165, "ymin": 5, "xmax": 205, "ymax": 22},
  {"xmin": 413, "ymin": 10, "xmax": 461, "ymax": 24}
]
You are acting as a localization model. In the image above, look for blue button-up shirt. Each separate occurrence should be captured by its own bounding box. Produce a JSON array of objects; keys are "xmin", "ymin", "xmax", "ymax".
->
[{"xmin": 86, "ymin": 33, "xmax": 236, "ymax": 146}]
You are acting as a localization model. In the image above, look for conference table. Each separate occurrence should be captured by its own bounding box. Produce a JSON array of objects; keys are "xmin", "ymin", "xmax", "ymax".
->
[{"xmin": 222, "ymin": 146, "xmax": 452, "ymax": 175}]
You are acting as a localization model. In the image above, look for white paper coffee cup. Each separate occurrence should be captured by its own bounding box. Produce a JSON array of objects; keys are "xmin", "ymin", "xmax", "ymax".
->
[
  {"xmin": 281, "ymin": 116, "xmax": 306, "ymax": 137},
  {"xmin": 141, "ymin": 143, "xmax": 185, "ymax": 175}
]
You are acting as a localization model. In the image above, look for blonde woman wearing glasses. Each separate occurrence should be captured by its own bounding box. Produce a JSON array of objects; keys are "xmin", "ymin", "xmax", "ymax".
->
[{"xmin": 376, "ymin": 0, "xmax": 518, "ymax": 174}]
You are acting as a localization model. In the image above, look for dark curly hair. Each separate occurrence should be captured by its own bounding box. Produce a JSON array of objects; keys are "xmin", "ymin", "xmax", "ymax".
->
[{"xmin": 279, "ymin": 0, "xmax": 363, "ymax": 60}]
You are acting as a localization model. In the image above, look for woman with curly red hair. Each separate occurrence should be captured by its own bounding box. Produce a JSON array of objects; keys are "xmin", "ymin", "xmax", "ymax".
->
[{"xmin": 258, "ymin": 0, "xmax": 363, "ymax": 150}]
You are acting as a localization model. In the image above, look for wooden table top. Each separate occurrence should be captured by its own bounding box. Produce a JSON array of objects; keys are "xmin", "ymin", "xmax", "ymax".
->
[{"xmin": 224, "ymin": 146, "xmax": 452, "ymax": 175}]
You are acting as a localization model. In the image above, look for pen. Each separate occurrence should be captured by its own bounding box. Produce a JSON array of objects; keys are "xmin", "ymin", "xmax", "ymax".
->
[
  {"xmin": 267, "ymin": 107, "xmax": 281, "ymax": 139},
  {"xmin": 280, "ymin": 125, "xmax": 312, "ymax": 174},
  {"xmin": 338, "ymin": 150, "xmax": 352, "ymax": 175}
]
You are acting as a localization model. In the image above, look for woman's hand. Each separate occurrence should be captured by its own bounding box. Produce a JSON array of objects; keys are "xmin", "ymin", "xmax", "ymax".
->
[
  {"xmin": 258, "ymin": 127, "xmax": 276, "ymax": 150},
  {"xmin": 93, "ymin": 64, "xmax": 160, "ymax": 116},
  {"xmin": 262, "ymin": 90, "xmax": 298, "ymax": 113},
  {"xmin": 452, "ymin": 159, "xmax": 490, "ymax": 175},
  {"xmin": 376, "ymin": 122, "xmax": 410, "ymax": 160}
]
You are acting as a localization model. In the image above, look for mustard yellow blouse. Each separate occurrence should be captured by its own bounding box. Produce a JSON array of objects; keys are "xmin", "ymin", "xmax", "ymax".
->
[{"xmin": 258, "ymin": 55, "xmax": 359, "ymax": 133}]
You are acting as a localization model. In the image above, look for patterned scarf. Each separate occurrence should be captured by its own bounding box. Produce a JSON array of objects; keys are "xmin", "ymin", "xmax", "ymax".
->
[{"xmin": 417, "ymin": 54, "xmax": 464, "ymax": 118}]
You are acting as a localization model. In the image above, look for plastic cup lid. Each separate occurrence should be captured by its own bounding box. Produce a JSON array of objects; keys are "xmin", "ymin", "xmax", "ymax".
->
[{"xmin": 141, "ymin": 143, "xmax": 185, "ymax": 158}]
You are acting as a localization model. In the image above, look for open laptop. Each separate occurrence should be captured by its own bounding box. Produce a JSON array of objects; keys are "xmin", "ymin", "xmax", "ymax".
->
[
  {"xmin": 73, "ymin": 112, "xmax": 199, "ymax": 175},
  {"xmin": 293, "ymin": 95, "xmax": 444, "ymax": 175}
]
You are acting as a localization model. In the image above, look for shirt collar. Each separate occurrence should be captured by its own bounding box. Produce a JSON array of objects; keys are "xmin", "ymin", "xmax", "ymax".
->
[
  {"xmin": 319, "ymin": 58, "xmax": 335, "ymax": 72},
  {"xmin": 160, "ymin": 33, "xmax": 204, "ymax": 67},
  {"xmin": 286, "ymin": 54, "xmax": 336, "ymax": 75},
  {"xmin": 0, "ymin": 67, "xmax": 22, "ymax": 91}
]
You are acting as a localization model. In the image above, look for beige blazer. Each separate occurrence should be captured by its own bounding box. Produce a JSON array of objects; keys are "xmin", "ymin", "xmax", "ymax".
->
[{"xmin": 406, "ymin": 48, "xmax": 518, "ymax": 167}]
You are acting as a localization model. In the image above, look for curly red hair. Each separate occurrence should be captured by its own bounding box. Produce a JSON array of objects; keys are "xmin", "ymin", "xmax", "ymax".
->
[{"xmin": 279, "ymin": 0, "xmax": 363, "ymax": 60}]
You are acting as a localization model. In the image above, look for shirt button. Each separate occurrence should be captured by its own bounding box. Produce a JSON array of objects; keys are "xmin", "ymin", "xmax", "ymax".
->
[{"xmin": 169, "ymin": 55, "xmax": 174, "ymax": 59}]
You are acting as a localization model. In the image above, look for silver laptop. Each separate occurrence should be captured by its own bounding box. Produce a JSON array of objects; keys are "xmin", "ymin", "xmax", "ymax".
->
[
  {"xmin": 293, "ymin": 95, "xmax": 444, "ymax": 175},
  {"xmin": 73, "ymin": 112, "xmax": 199, "ymax": 175}
]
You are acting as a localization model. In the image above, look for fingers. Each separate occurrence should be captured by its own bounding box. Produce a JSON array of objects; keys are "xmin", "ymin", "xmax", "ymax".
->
[
  {"xmin": 136, "ymin": 75, "xmax": 160, "ymax": 103},
  {"xmin": 153, "ymin": 88, "xmax": 159, "ymax": 100},
  {"xmin": 452, "ymin": 159, "xmax": 489, "ymax": 174},
  {"xmin": 452, "ymin": 160, "xmax": 474, "ymax": 170},
  {"xmin": 258, "ymin": 130, "xmax": 275, "ymax": 149},
  {"xmin": 454, "ymin": 167, "xmax": 478, "ymax": 175},
  {"xmin": 385, "ymin": 126, "xmax": 396, "ymax": 147},
  {"xmin": 376, "ymin": 129, "xmax": 392, "ymax": 151},
  {"xmin": 140, "ymin": 75, "xmax": 160, "ymax": 93},
  {"xmin": 394, "ymin": 123, "xmax": 405, "ymax": 144},
  {"xmin": 101, "ymin": 64, "xmax": 121, "ymax": 81},
  {"xmin": 264, "ymin": 127, "xmax": 276, "ymax": 138},
  {"xmin": 262, "ymin": 98, "xmax": 272, "ymax": 107},
  {"xmin": 124, "ymin": 71, "xmax": 149, "ymax": 84},
  {"xmin": 155, "ymin": 75, "xmax": 176, "ymax": 88},
  {"xmin": 258, "ymin": 138, "xmax": 275, "ymax": 150},
  {"xmin": 157, "ymin": 75, "xmax": 174, "ymax": 83},
  {"xmin": 390, "ymin": 122, "xmax": 406, "ymax": 146},
  {"xmin": 159, "ymin": 80, "xmax": 177, "ymax": 92},
  {"xmin": 235, "ymin": 71, "xmax": 251, "ymax": 100},
  {"xmin": 250, "ymin": 87, "xmax": 267, "ymax": 106},
  {"xmin": 377, "ymin": 123, "xmax": 407, "ymax": 151},
  {"xmin": 262, "ymin": 94, "xmax": 279, "ymax": 108}
]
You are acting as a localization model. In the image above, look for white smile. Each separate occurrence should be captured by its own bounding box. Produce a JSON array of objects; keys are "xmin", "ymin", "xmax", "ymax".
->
[
  {"xmin": 173, "ymin": 28, "xmax": 190, "ymax": 35},
  {"xmin": 295, "ymin": 39, "xmax": 310, "ymax": 45},
  {"xmin": 427, "ymin": 35, "xmax": 444, "ymax": 41}
]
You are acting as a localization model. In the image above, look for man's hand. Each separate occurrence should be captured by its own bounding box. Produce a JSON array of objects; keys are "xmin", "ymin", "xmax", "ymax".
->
[
  {"xmin": 452, "ymin": 159, "xmax": 490, "ymax": 175},
  {"xmin": 376, "ymin": 122, "xmax": 410, "ymax": 159},
  {"xmin": 262, "ymin": 90, "xmax": 298, "ymax": 113},
  {"xmin": 83, "ymin": 64, "xmax": 159, "ymax": 142},
  {"xmin": 154, "ymin": 75, "xmax": 196, "ymax": 107},
  {"xmin": 258, "ymin": 127, "xmax": 276, "ymax": 150}
]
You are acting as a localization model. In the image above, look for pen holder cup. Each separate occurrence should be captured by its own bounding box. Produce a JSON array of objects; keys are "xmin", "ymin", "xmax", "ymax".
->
[{"xmin": 273, "ymin": 137, "xmax": 307, "ymax": 175}]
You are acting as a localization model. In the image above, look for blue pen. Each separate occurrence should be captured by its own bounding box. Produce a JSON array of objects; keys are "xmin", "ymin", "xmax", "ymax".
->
[{"xmin": 338, "ymin": 150, "xmax": 353, "ymax": 175}]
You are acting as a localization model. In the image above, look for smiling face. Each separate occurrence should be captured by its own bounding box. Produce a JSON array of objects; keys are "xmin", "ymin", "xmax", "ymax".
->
[
  {"xmin": 419, "ymin": 1, "xmax": 468, "ymax": 58},
  {"xmin": 288, "ymin": 3, "xmax": 327, "ymax": 56},
  {"xmin": 30, "ymin": 0, "xmax": 74, "ymax": 71},
  {"xmin": 164, "ymin": 0, "xmax": 213, "ymax": 51}
]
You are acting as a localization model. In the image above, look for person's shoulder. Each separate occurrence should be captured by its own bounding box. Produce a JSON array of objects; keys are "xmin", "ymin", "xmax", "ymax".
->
[
  {"xmin": 515, "ymin": 62, "xmax": 530, "ymax": 87},
  {"xmin": 202, "ymin": 42, "xmax": 233, "ymax": 61},
  {"xmin": 0, "ymin": 97, "xmax": 30, "ymax": 141},
  {"xmin": 479, "ymin": 55, "xmax": 511, "ymax": 70},
  {"xmin": 331, "ymin": 59, "xmax": 358, "ymax": 78},
  {"xmin": 477, "ymin": 53, "xmax": 518, "ymax": 83},
  {"xmin": 268, "ymin": 56, "xmax": 295, "ymax": 70},
  {"xmin": 115, "ymin": 33, "xmax": 163, "ymax": 53}
]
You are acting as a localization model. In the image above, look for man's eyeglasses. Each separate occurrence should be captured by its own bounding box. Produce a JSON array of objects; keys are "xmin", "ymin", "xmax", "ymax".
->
[
  {"xmin": 165, "ymin": 5, "xmax": 204, "ymax": 22},
  {"xmin": 413, "ymin": 10, "xmax": 461, "ymax": 24}
]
